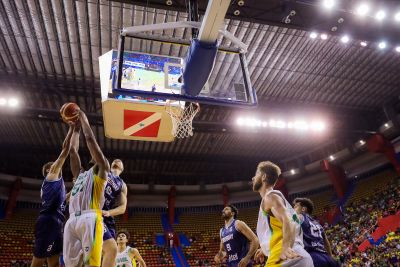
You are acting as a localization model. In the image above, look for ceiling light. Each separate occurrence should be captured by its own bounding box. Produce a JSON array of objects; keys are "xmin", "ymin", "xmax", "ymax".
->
[
  {"xmin": 237, "ymin": 118, "xmax": 244, "ymax": 126},
  {"xmin": 360, "ymin": 41, "xmax": 367, "ymax": 47},
  {"xmin": 290, "ymin": 169, "xmax": 296, "ymax": 175},
  {"xmin": 311, "ymin": 121, "xmax": 326, "ymax": 132},
  {"xmin": 355, "ymin": 3, "xmax": 370, "ymax": 16},
  {"xmin": 395, "ymin": 12, "xmax": 400, "ymax": 22},
  {"xmin": 310, "ymin": 32, "xmax": 318, "ymax": 39},
  {"xmin": 384, "ymin": 123, "xmax": 389, "ymax": 128},
  {"xmin": 375, "ymin": 10, "xmax": 386, "ymax": 20},
  {"xmin": 8, "ymin": 98, "xmax": 19, "ymax": 107},
  {"xmin": 378, "ymin": 41, "xmax": 386, "ymax": 49},
  {"xmin": 395, "ymin": 46, "xmax": 400, "ymax": 53},
  {"xmin": 322, "ymin": 0, "xmax": 335, "ymax": 9},
  {"xmin": 320, "ymin": 33, "xmax": 328, "ymax": 40},
  {"xmin": 359, "ymin": 139, "xmax": 365, "ymax": 145},
  {"xmin": 329, "ymin": 155, "xmax": 335, "ymax": 160},
  {"xmin": 341, "ymin": 35, "xmax": 349, "ymax": 43},
  {"xmin": 294, "ymin": 120, "xmax": 309, "ymax": 130}
]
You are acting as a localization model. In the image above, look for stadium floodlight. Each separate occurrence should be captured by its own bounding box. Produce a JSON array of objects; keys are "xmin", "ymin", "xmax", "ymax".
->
[
  {"xmin": 355, "ymin": 3, "xmax": 370, "ymax": 16},
  {"xmin": 341, "ymin": 35, "xmax": 349, "ymax": 43},
  {"xmin": 310, "ymin": 32, "xmax": 318, "ymax": 39},
  {"xmin": 360, "ymin": 41, "xmax": 367, "ymax": 47},
  {"xmin": 329, "ymin": 155, "xmax": 335, "ymax": 160},
  {"xmin": 0, "ymin": 98, "xmax": 6, "ymax": 106},
  {"xmin": 378, "ymin": 41, "xmax": 386, "ymax": 49},
  {"xmin": 290, "ymin": 169, "xmax": 296, "ymax": 175},
  {"xmin": 395, "ymin": 12, "xmax": 400, "ymax": 22},
  {"xmin": 8, "ymin": 98, "xmax": 19, "ymax": 107},
  {"xmin": 375, "ymin": 10, "xmax": 386, "ymax": 21},
  {"xmin": 320, "ymin": 33, "xmax": 328, "ymax": 40},
  {"xmin": 322, "ymin": 0, "xmax": 335, "ymax": 9}
]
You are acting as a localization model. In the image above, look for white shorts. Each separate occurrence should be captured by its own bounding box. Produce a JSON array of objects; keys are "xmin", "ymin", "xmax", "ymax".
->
[{"xmin": 63, "ymin": 210, "xmax": 104, "ymax": 267}]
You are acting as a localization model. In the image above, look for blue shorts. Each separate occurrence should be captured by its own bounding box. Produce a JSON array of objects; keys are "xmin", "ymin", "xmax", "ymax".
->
[
  {"xmin": 34, "ymin": 214, "xmax": 63, "ymax": 258},
  {"xmin": 103, "ymin": 221, "xmax": 116, "ymax": 241},
  {"xmin": 309, "ymin": 251, "xmax": 339, "ymax": 267}
]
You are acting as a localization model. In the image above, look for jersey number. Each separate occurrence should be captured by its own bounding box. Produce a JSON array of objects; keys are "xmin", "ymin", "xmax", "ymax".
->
[
  {"xmin": 226, "ymin": 243, "xmax": 231, "ymax": 251},
  {"xmin": 71, "ymin": 175, "xmax": 85, "ymax": 196},
  {"xmin": 309, "ymin": 221, "xmax": 323, "ymax": 239}
]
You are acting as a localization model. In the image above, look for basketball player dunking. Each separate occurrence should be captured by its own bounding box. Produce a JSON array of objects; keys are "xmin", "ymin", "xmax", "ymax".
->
[
  {"xmin": 31, "ymin": 125, "xmax": 73, "ymax": 267},
  {"xmin": 252, "ymin": 161, "xmax": 314, "ymax": 267},
  {"xmin": 63, "ymin": 110, "xmax": 110, "ymax": 267},
  {"xmin": 115, "ymin": 229, "xmax": 146, "ymax": 267},
  {"xmin": 214, "ymin": 205, "xmax": 259, "ymax": 267},
  {"xmin": 67, "ymin": 122, "xmax": 126, "ymax": 265},
  {"xmin": 293, "ymin": 198, "xmax": 339, "ymax": 267}
]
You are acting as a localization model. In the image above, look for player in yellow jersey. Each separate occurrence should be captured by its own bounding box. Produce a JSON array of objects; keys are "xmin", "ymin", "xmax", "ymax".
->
[
  {"xmin": 63, "ymin": 110, "xmax": 111, "ymax": 267},
  {"xmin": 116, "ymin": 229, "xmax": 146, "ymax": 267},
  {"xmin": 252, "ymin": 161, "xmax": 313, "ymax": 267}
]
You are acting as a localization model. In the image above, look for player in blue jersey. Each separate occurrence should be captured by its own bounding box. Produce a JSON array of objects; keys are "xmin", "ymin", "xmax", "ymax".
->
[
  {"xmin": 102, "ymin": 159, "xmax": 128, "ymax": 239},
  {"xmin": 31, "ymin": 124, "xmax": 74, "ymax": 267},
  {"xmin": 293, "ymin": 198, "xmax": 339, "ymax": 267},
  {"xmin": 214, "ymin": 205, "xmax": 259, "ymax": 267}
]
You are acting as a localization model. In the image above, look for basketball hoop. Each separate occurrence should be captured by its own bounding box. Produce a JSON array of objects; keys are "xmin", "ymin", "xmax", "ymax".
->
[{"xmin": 165, "ymin": 101, "xmax": 200, "ymax": 138}]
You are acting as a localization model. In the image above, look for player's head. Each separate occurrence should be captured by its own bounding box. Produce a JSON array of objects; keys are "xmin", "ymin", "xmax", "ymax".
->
[
  {"xmin": 42, "ymin": 162, "xmax": 54, "ymax": 177},
  {"xmin": 252, "ymin": 161, "xmax": 281, "ymax": 191},
  {"xmin": 293, "ymin": 198, "xmax": 314, "ymax": 215},
  {"xmin": 116, "ymin": 229, "xmax": 130, "ymax": 245},
  {"xmin": 221, "ymin": 205, "xmax": 238, "ymax": 220},
  {"xmin": 111, "ymin": 159, "xmax": 124, "ymax": 176}
]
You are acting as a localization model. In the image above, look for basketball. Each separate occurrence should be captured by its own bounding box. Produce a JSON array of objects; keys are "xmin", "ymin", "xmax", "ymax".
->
[{"xmin": 60, "ymin": 102, "xmax": 80, "ymax": 123}]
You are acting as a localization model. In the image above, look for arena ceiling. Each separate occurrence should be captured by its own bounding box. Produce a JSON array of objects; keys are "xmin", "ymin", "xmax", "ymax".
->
[{"xmin": 0, "ymin": 0, "xmax": 399, "ymax": 185}]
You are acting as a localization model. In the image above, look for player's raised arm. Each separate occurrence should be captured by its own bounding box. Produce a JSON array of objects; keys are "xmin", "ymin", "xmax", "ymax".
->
[
  {"xmin": 69, "ymin": 121, "xmax": 81, "ymax": 181},
  {"xmin": 79, "ymin": 110, "xmax": 110, "ymax": 179},
  {"xmin": 47, "ymin": 125, "xmax": 74, "ymax": 181}
]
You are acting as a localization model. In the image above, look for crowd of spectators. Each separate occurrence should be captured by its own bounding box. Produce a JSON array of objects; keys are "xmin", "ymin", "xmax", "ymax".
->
[{"xmin": 325, "ymin": 177, "xmax": 400, "ymax": 266}]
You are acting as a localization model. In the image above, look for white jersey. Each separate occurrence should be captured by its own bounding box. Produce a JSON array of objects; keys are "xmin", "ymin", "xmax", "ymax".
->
[
  {"xmin": 256, "ymin": 190, "xmax": 304, "ymax": 256},
  {"xmin": 69, "ymin": 167, "xmax": 106, "ymax": 214},
  {"xmin": 116, "ymin": 246, "xmax": 136, "ymax": 267}
]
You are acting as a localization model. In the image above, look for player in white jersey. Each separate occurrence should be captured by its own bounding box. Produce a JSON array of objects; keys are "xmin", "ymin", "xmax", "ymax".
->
[
  {"xmin": 68, "ymin": 121, "xmax": 118, "ymax": 265},
  {"xmin": 252, "ymin": 161, "xmax": 313, "ymax": 267},
  {"xmin": 116, "ymin": 229, "xmax": 146, "ymax": 267},
  {"xmin": 63, "ymin": 110, "xmax": 110, "ymax": 267}
]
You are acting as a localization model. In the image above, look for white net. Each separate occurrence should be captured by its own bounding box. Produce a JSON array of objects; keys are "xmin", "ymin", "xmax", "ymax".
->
[{"xmin": 165, "ymin": 101, "xmax": 200, "ymax": 139}]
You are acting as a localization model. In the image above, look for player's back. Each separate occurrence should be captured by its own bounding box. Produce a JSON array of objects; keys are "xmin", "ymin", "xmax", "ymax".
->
[
  {"xmin": 69, "ymin": 167, "xmax": 106, "ymax": 214},
  {"xmin": 301, "ymin": 213, "xmax": 327, "ymax": 253},
  {"xmin": 116, "ymin": 246, "xmax": 136, "ymax": 267},
  {"xmin": 220, "ymin": 219, "xmax": 251, "ymax": 267},
  {"xmin": 40, "ymin": 176, "xmax": 66, "ymax": 220}
]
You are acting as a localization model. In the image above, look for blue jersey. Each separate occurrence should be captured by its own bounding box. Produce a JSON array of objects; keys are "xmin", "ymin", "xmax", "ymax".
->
[
  {"xmin": 220, "ymin": 219, "xmax": 252, "ymax": 267},
  {"xmin": 103, "ymin": 173, "xmax": 124, "ymax": 226},
  {"xmin": 39, "ymin": 177, "xmax": 66, "ymax": 220},
  {"xmin": 301, "ymin": 213, "xmax": 327, "ymax": 253}
]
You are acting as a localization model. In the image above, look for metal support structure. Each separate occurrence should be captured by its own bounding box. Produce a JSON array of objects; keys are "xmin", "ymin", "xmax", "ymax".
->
[{"xmin": 188, "ymin": 0, "xmax": 199, "ymax": 38}]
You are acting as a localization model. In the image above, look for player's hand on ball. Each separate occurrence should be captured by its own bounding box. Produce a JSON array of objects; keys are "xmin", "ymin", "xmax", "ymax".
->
[
  {"xmin": 254, "ymin": 248, "xmax": 265, "ymax": 263},
  {"xmin": 279, "ymin": 247, "xmax": 301, "ymax": 262},
  {"xmin": 102, "ymin": 210, "xmax": 111, "ymax": 217}
]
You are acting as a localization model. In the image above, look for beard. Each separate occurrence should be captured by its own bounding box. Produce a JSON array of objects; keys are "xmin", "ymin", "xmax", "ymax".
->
[
  {"xmin": 221, "ymin": 213, "xmax": 230, "ymax": 220},
  {"xmin": 253, "ymin": 179, "xmax": 262, "ymax": 192}
]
